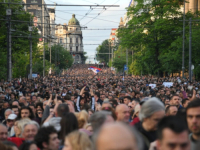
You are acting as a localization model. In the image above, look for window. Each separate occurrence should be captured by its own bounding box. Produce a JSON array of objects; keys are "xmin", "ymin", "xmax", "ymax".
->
[
  {"xmin": 60, "ymin": 38, "xmax": 62, "ymax": 44},
  {"xmin": 76, "ymin": 46, "xmax": 78, "ymax": 52},
  {"xmin": 76, "ymin": 38, "xmax": 78, "ymax": 43},
  {"xmin": 70, "ymin": 38, "xmax": 72, "ymax": 43},
  {"xmin": 70, "ymin": 47, "xmax": 72, "ymax": 51}
]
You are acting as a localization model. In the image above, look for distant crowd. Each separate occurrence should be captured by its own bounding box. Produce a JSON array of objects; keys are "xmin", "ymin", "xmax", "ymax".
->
[{"xmin": 0, "ymin": 64, "xmax": 199, "ymax": 150}]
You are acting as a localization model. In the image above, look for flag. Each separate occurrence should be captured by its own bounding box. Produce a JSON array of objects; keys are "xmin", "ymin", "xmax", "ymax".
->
[{"xmin": 88, "ymin": 66, "xmax": 101, "ymax": 74}]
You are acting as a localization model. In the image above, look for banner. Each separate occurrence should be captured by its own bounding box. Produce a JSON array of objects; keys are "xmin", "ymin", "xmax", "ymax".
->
[
  {"xmin": 163, "ymin": 82, "xmax": 173, "ymax": 87},
  {"xmin": 149, "ymin": 84, "xmax": 156, "ymax": 89}
]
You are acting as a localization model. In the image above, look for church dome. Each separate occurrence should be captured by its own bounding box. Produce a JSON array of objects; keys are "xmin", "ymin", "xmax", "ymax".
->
[{"xmin": 68, "ymin": 14, "xmax": 80, "ymax": 26}]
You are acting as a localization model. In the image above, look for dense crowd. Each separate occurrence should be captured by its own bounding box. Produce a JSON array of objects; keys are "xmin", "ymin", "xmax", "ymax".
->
[{"xmin": 0, "ymin": 64, "xmax": 200, "ymax": 150}]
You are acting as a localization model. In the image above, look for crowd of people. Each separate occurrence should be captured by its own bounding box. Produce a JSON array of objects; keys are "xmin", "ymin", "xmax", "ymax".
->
[{"xmin": 0, "ymin": 64, "xmax": 200, "ymax": 150}]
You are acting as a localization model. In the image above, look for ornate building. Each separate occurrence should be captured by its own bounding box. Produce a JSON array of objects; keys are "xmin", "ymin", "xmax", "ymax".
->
[{"xmin": 66, "ymin": 14, "xmax": 84, "ymax": 64}]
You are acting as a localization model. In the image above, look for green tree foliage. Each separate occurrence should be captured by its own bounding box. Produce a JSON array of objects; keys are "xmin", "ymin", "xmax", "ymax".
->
[
  {"xmin": 0, "ymin": 0, "xmax": 40, "ymax": 79},
  {"xmin": 117, "ymin": 0, "xmax": 186, "ymax": 76},
  {"xmin": 45, "ymin": 44, "xmax": 73, "ymax": 71},
  {"xmin": 96, "ymin": 39, "xmax": 111, "ymax": 64}
]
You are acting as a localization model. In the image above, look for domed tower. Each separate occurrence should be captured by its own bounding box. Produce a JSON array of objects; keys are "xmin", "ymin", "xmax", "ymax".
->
[{"xmin": 66, "ymin": 14, "xmax": 84, "ymax": 64}]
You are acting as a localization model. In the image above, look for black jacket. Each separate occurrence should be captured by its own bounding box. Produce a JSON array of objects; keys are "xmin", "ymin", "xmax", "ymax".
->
[{"xmin": 134, "ymin": 121, "xmax": 157, "ymax": 150}]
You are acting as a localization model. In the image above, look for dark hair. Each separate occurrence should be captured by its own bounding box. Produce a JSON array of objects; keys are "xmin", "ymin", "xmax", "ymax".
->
[
  {"xmin": 165, "ymin": 105, "xmax": 177, "ymax": 114},
  {"xmin": 57, "ymin": 104, "xmax": 69, "ymax": 117},
  {"xmin": 34, "ymin": 126, "xmax": 57, "ymax": 149},
  {"xmin": 157, "ymin": 116, "xmax": 188, "ymax": 140},
  {"xmin": 182, "ymin": 98, "xmax": 189, "ymax": 105},
  {"xmin": 3, "ymin": 141, "xmax": 17, "ymax": 147},
  {"xmin": 35, "ymin": 102, "xmax": 44, "ymax": 111},
  {"xmin": 95, "ymin": 92, "xmax": 100, "ymax": 98},
  {"xmin": 11, "ymin": 105, "xmax": 18, "ymax": 109},
  {"xmin": 19, "ymin": 141, "xmax": 36, "ymax": 150},
  {"xmin": 59, "ymin": 112, "xmax": 79, "ymax": 144},
  {"xmin": 64, "ymin": 95, "xmax": 71, "ymax": 101},
  {"xmin": 124, "ymin": 96, "xmax": 131, "ymax": 101},
  {"xmin": 170, "ymin": 94, "xmax": 179, "ymax": 101},
  {"xmin": 18, "ymin": 106, "xmax": 35, "ymax": 120},
  {"xmin": 186, "ymin": 98, "xmax": 200, "ymax": 112}
]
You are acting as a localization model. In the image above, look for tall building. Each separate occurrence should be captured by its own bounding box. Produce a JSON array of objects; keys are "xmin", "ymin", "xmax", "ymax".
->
[
  {"xmin": 48, "ymin": 8, "xmax": 56, "ymax": 46},
  {"xmin": 109, "ymin": 28, "xmax": 118, "ymax": 47},
  {"xmin": 66, "ymin": 14, "xmax": 84, "ymax": 64},
  {"xmin": 23, "ymin": 0, "xmax": 50, "ymax": 43},
  {"xmin": 55, "ymin": 23, "xmax": 68, "ymax": 48}
]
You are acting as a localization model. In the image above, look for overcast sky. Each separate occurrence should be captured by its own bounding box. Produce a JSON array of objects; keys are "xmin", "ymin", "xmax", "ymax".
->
[{"xmin": 46, "ymin": 0, "xmax": 131, "ymax": 63}]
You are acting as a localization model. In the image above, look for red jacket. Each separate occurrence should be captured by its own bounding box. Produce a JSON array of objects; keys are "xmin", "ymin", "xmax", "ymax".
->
[
  {"xmin": 7, "ymin": 137, "xmax": 25, "ymax": 147},
  {"xmin": 130, "ymin": 117, "xmax": 140, "ymax": 126}
]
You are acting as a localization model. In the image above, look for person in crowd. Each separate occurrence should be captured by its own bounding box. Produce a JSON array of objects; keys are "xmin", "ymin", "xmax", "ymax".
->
[
  {"xmin": 156, "ymin": 116, "xmax": 190, "ymax": 150},
  {"xmin": 0, "ymin": 123, "xmax": 8, "ymax": 141},
  {"xmin": 93, "ymin": 122, "xmax": 143, "ymax": 150},
  {"xmin": 17, "ymin": 106, "xmax": 34, "ymax": 120},
  {"xmin": 130, "ymin": 104, "xmax": 140, "ymax": 126},
  {"xmin": 115, "ymin": 104, "xmax": 130, "ymax": 123},
  {"xmin": 182, "ymin": 98, "xmax": 190, "ymax": 108},
  {"xmin": 13, "ymin": 119, "xmax": 31, "ymax": 137},
  {"xmin": 35, "ymin": 126, "xmax": 60, "ymax": 150},
  {"xmin": 186, "ymin": 98, "xmax": 200, "ymax": 150},
  {"xmin": 3, "ymin": 141, "xmax": 18, "ymax": 150},
  {"xmin": 7, "ymin": 114, "xmax": 17, "ymax": 137},
  {"xmin": 135, "ymin": 97, "xmax": 165, "ymax": 150},
  {"xmin": 89, "ymin": 111, "xmax": 114, "ymax": 132},
  {"xmin": 165, "ymin": 105, "xmax": 178, "ymax": 116},
  {"xmin": 11, "ymin": 106, "xmax": 19, "ymax": 116},
  {"xmin": 2, "ymin": 109, "xmax": 13, "ymax": 126},
  {"xmin": 43, "ymin": 103, "xmax": 69, "ymax": 131},
  {"xmin": 21, "ymin": 121, "xmax": 39, "ymax": 141},
  {"xmin": 59, "ymin": 113, "xmax": 78, "ymax": 145},
  {"xmin": 123, "ymin": 96, "xmax": 131, "ymax": 106},
  {"xmin": 169, "ymin": 94, "xmax": 183, "ymax": 111},
  {"xmin": 19, "ymin": 141, "xmax": 37, "ymax": 150},
  {"xmin": 76, "ymin": 110, "xmax": 89, "ymax": 129},
  {"xmin": 62, "ymin": 131, "xmax": 92, "ymax": 150}
]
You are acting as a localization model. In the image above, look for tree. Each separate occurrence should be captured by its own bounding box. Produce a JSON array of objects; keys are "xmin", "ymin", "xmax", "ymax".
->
[
  {"xmin": 96, "ymin": 39, "xmax": 111, "ymax": 64},
  {"xmin": 0, "ymin": 0, "xmax": 40, "ymax": 79},
  {"xmin": 117, "ymin": 0, "xmax": 184, "ymax": 76},
  {"xmin": 45, "ymin": 44, "xmax": 73, "ymax": 72}
]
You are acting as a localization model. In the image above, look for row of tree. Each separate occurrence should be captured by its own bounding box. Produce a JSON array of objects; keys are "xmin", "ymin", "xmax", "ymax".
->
[
  {"xmin": 96, "ymin": 0, "xmax": 200, "ymax": 79},
  {"xmin": 0, "ymin": 0, "xmax": 74, "ymax": 79}
]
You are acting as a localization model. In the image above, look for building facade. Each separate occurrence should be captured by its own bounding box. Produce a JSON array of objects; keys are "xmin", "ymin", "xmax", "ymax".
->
[
  {"xmin": 66, "ymin": 14, "xmax": 84, "ymax": 64},
  {"xmin": 55, "ymin": 23, "xmax": 67, "ymax": 48}
]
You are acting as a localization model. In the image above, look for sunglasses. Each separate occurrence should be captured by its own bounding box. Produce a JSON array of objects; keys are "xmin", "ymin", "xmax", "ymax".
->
[{"xmin": 128, "ymin": 106, "xmax": 132, "ymax": 108}]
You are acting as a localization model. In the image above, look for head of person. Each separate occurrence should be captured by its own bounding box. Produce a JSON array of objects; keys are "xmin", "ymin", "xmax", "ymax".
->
[
  {"xmin": 56, "ymin": 104, "xmax": 69, "ymax": 117},
  {"xmin": 93, "ymin": 122, "xmax": 143, "ymax": 150},
  {"xmin": 4, "ymin": 109, "xmax": 13, "ymax": 120},
  {"xmin": 123, "ymin": 96, "xmax": 131, "ymax": 105},
  {"xmin": 157, "ymin": 116, "xmax": 190, "ymax": 150},
  {"xmin": 18, "ymin": 106, "xmax": 34, "ymax": 120},
  {"xmin": 11, "ymin": 105, "xmax": 19, "ymax": 116},
  {"xmin": 75, "ymin": 110, "xmax": 88, "ymax": 129},
  {"xmin": 12, "ymin": 101, "xmax": 20, "ymax": 108},
  {"xmin": 14, "ymin": 118, "xmax": 31, "ymax": 137},
  {"xmin": 139, "ymin": 97, "xmax": 165, "ymax": 131},
  {"xmin": 3, "ymin": 141, "xmax": 18, "ymax": 150},
  {"xmin": 88, "ymin": 109, "xmax": 94, "ymax": 118},
  {"xmin": 35, "ymin": 126, "xmax": 60, "ymax": 150},
  {"xmin": 22, "ymin": 121, "xmax": 39, "ymax": 141},
  {"xmin": 63, "ymin": 131, "xmax": 92, "ymax": 150},
  {"xmin": 115, "ymin": 104, "xmax": 130, "ymax": 123},
  {"xmin": 165, "ymin": 105, "xmax": 178, "ymax": 116},
  {"xmin": 64, "ymin": 95, "xmax": 71, "ymax": 102},
  {"xmin": 59, "ymin": 113, "xmax": 78, "ymax": 144},
  {"xmin": 19, "ymin": 141, "xmax": 37, "ymax": 150},
  {"xmin": 32, "ymin": 95, "xmax": 37, "ymax": 103},
  {"xmin": 89, "ymin": 111, "xmax": 114, "ymax": 132},
  {"xmin": 131, "ymin": 100, "xmax": 139, "ymax": 110},
  {"xmin": 7, "ymin": 114, "xmax": 17, "ymax": 128},
  {"xmin": 94, "ymin": 92, "xmax": 100, "ymax": 99},
  {"xmin": 169, "ymin": 94, "xmax": 180, "ymax": 106},
  {"xmin": 182, "ymin": 98, "xmax": 190, "ymax": 108},
  {"xmin": 0, "ymin": 124, "xmax": 8, "ymax": 141},
  {"xmin": 186, "ymin": 98, "xmax": 200, "ymax": 140}
]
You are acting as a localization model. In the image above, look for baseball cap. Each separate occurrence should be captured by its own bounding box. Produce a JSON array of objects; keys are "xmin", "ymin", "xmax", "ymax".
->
[{"xmin": 8, "ymin": 114, "xmax": 17, "ymax": 120}]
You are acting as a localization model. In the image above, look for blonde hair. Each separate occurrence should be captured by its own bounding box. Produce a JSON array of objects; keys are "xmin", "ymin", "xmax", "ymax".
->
[
  {"xmin": 15, "ymin": 118, "xmax": 31, "ymax": 137},
  {"xmin": 76, "ymin": 110, "xmax": 88, "ymax": 128},
  {"xmin": 65, "ymin": 131, "xmax": 92, "ymax": 150}
]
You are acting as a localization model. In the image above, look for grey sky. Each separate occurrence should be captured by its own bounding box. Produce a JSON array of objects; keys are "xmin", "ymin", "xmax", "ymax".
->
[{"xmin": 46, "ymin": 0, "xmax": 131, "ymax": 63}]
